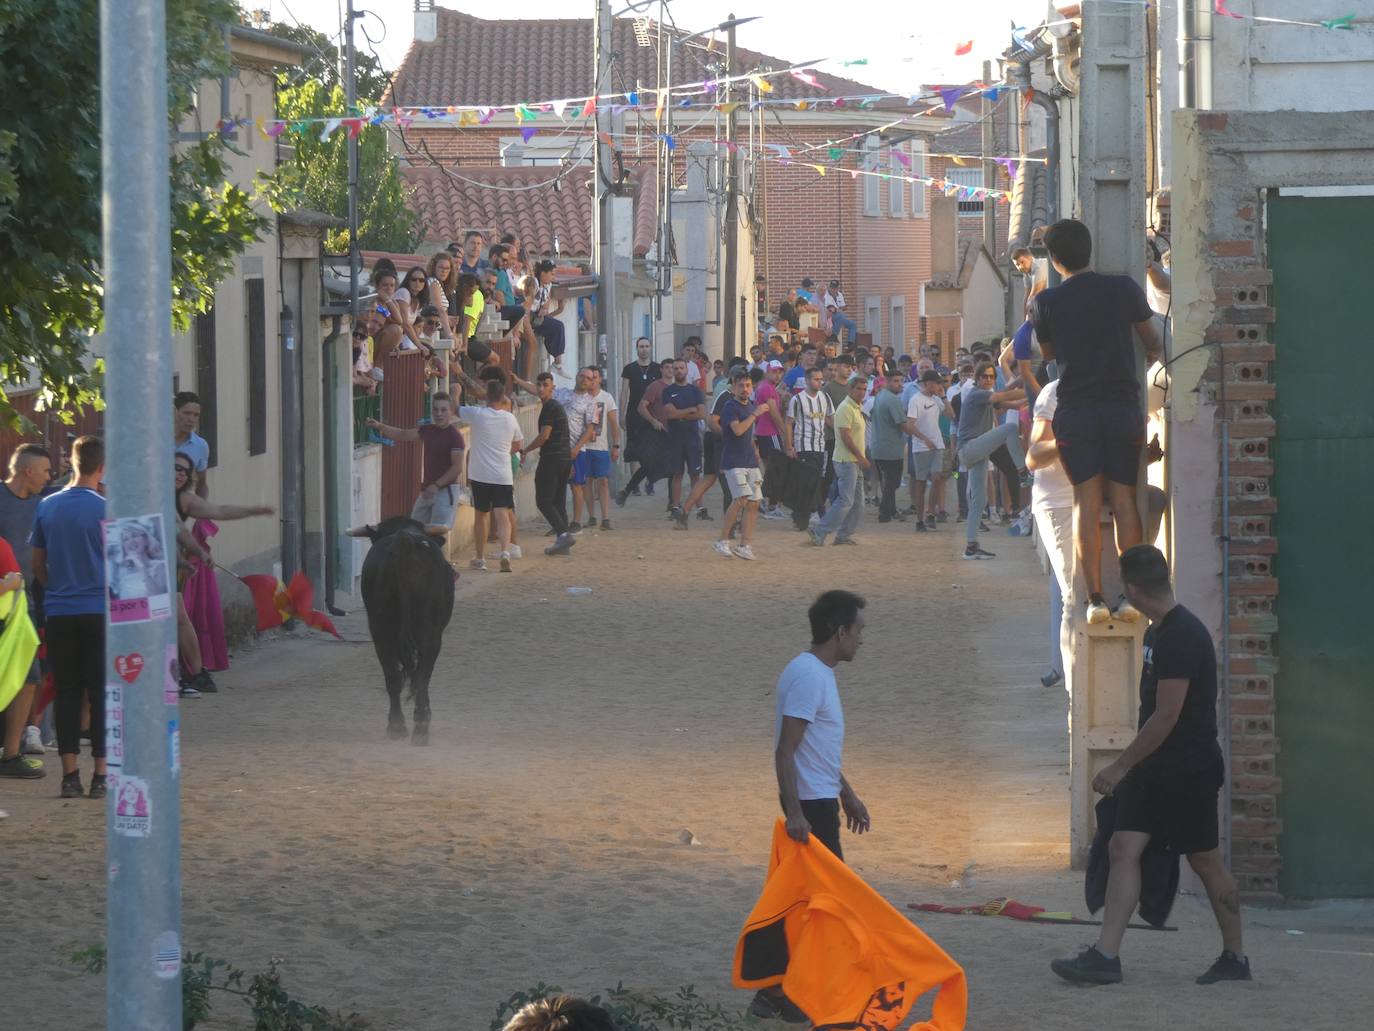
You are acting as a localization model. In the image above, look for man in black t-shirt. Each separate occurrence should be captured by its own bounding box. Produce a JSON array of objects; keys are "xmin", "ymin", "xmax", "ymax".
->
[
  {"xmin": 1032, "ymin": 219, "xmax": 1164, "ymax": 626},
  {"xmin": 1053, "ymin": 546, "xmax": 1250, "ymax": 988},
  {"xmin": 618, "ymin": 337, "xmax": 660, "ymax": 484},
  {"xmin": 515, "ymin": 372, "xmax": 575, "ymax": 555}
]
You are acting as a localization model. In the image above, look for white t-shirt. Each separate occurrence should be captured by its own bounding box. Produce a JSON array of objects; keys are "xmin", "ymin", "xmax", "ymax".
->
[
  {"xmin": 458, "ymin": 405, "xmax": 523, "ymax": 486},
  {"xmin": 684, "ymin": 362, "xmax": 702, "ymax": 386},
  {"xmin": 1031, "ymin": 380, "xmax": 1074, "ymax": 512},
  {"xmin": 774, "ymin": 651, "xmax": 844, "ymax": 801},
  {"xmin": 906, "ymin": 391, "xmax": 943, "ymax": 452},
  {"xmin": 583, "ymin": 389, "xmax": 619, "ymax": 452}
]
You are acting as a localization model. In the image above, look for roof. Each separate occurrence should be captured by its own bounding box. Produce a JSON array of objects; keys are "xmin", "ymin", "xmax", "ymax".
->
[
  {"xmin": 1008, "ymin": 157, "xmax": 1048, "ymax": 248},
  {"xmin": 400, "ymin": 163, "xmax": 657, "ymax": 259},
  {"xmin": 388, "ymin": 9, "xmax": 900, "ymax": 111},
  {"xmin": 229, "ymin": 24, "xmax": 310, "ymax": 64},
  {"xmin": 279, "ymin": 209, "xmax": 345, "ymax": 230}
]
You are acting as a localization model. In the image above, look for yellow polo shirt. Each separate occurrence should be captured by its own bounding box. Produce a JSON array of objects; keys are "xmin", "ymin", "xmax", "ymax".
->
[{"xmin": 832, "ymin": 397, "xmax": 866, "ymax": 464}]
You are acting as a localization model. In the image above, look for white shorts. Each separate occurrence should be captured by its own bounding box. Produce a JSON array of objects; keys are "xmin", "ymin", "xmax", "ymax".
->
[
  {"xmin": 725, "ymin": 466, "xmax": 764, "ymax": 502},
  {"xmin": 411, "ymin": 485, "xmax": 458, "ymax": 529}
]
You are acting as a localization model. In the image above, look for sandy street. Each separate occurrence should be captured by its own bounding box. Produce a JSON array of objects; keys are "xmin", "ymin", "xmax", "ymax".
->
[{"xmin": 1, "ymin": 497, "xmax": 1370, "ymax": 1029}]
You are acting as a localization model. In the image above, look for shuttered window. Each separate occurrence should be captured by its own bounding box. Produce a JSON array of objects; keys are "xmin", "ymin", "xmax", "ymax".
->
[
  {"xmin": 194, "ymin": 307, "xmax": 218, "ymax": 468},
  {"xmin": 246, "ymin": 279, "xmax": 267, "ymax": 455}
]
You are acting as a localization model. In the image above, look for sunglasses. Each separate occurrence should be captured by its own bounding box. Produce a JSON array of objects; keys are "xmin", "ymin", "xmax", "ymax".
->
[
  {"xmin": 352, "ymin": 330, "xmax": 368, "ymax": 338},
  {"xmin": 174, "ymin": 465, "xmax": 192, "ymax": 475}
]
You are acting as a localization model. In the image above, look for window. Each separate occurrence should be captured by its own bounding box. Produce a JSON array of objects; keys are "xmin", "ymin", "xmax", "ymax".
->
[
  {"xmin": 500, "ymin": 137, "xmax": 593, "ymax": 167},
  {"xmin": 910, "ymin": 140, "xmax": 927, "ymax": 217},
  {"xmin": 194, "ymin": 307, "xmax": 218, "ymax": 468},
  {"xmin": 947, "ymin": 167, "xmax": 985, "ymax": 214},
  {"xmin": 890, "ymin": 297, "xmax": 906, "ymax": 354},
  {"xmin": 245, "ymin": 279, "xmax": 267, "ymax": 456},
  {"xmin": 862, "ymin": 138, "xmax": 880, "ymax": 216},
  {"xmin": 864, "ymin": 296, "xmax": 882, "ymax": 339},
  {"xmin": 889, "ymin": 147, "xmax": 905, "ymax": 217}
]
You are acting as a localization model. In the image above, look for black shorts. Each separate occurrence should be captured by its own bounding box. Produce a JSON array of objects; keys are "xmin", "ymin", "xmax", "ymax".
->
[
  {"xmin": 1051, "ymin": 400, "xmax": 1144, "ymax": 487},
  {"xmin": 780, "ymin": 797, "xmax": 843, "ymax": 862},
  {"xmin": 703, "ymin": 434, "xmax": 722, "ymax": 476},
  {"xmin": 667, "ymin": 431, "xmax": 703, "ymax": 476},
  {"xmin": 1114, "ymin": 761, "xmax": 1222, "ymax": 856},
  {"xmin": 469, "ymin": 480, "xmax": 514, "ymax": 513}
]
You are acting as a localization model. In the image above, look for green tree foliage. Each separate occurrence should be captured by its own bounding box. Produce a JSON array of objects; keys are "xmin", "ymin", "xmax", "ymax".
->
[
  {"xmin": 0, "ymin": 0, "xmax": 272, "ymax": 424},
  {"xmin": 272, "ymin": 78, "xmax": 419, "ymax": 255},
  {"xmin": 253, "ymin": 19, "xmax": 388, "ymax": 100}
]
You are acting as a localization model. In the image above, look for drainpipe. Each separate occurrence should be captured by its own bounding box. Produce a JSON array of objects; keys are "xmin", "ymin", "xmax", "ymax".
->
[
  {"xmin": 322, "ymin": 313, "xmax": 345, "ymax": 615},
  {"xmin": 1181, "ymin": 0, "xmax": 1214, "ymax": 110},
  {"xmin": 280, "ymin": 301, "xmax": 301, "ymax": 578},
  {"xmin": 1005, "ymin": 52, "xmax": 1062, "ymax": 287}
]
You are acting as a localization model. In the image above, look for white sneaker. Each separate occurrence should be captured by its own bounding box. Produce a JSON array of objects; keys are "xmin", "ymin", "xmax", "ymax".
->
[
  {"xmin": 731, "ymin": 544, "xmax": 756, "ymax": 561},
  {"xmin": 508, "ymin": 545, "xmax": 523, "ymax": 560},
  {"xmin": 761, "ymin": 507, "xmax": 785, "ymax": 520},
  {"xmin": 498, "ymin": 552, "xmax": 512, "ymax": 573},
  {"xmin": 21, "ymin": 726, "xmax": 45, "ymax": 755},
  {"xmin": 1086, "ymin": 597, "xmax": 1111, "ymax": 624},
  {"xmin": 1112, "ymin": 596, "xmax": 1142, "ymax": 623},
  {"xmin": 712, "ymin": 540, "xmax": 734, "ymax": 558},
  {"xmin": 469, "ymin": 558, "xmax": 488, "ymax": 571}
]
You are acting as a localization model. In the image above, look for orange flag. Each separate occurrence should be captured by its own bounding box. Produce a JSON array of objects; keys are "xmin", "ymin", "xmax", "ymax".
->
[{"xmin": 955, "ymin": 40, "xmax": 974, "ymax": 56}]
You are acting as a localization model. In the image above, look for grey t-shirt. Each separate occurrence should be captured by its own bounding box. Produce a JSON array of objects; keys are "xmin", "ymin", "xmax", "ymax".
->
[
  {"xmin": 869, "ymin": 390, "xmax": 907, "ymax": 461},
  {"xmin": 0, "ymin": 483, "xmax": 41, "ymax": 580},
  {"xmin": 957, "ymin": 386, "xmax": 995, "ymax": 441}
]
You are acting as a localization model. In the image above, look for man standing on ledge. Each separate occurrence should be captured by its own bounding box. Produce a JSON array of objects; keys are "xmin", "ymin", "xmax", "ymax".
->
[
  {"xmin": 1052, "ymin": 545, "xmax": 1250, "ymax": 987},
  {"xmin": 754, "ymin": 589, "xmax": 871, "ymax": 1022}
]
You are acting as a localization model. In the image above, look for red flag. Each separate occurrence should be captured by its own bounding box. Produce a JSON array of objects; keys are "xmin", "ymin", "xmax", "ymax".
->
[
  {"xmin": 955, "ymin": 40, "xmax": 974, "ymax": 56},
  {"xmin": 283, "ymin": 572, "xmax": 342, "ymax": 640},
  {"xmin": 240, "ymin": 574, "xmax": 288, "ymax": 632}
]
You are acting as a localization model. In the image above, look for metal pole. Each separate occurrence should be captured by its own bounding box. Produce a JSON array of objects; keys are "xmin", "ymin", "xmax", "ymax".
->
[
  {"xmin": 594, "ymin": 0, "xmax": 618, "ymax": 374},
  {"xmin": 101, "ymin": 0, "xmax": 181, "ymax": 1026},
  {"xmin": 346, "ymin": 0, "xmax": 360, "ymax": 319},
  {"xmin": 722, "ymin": 15, "xmax": 740, "ymax": 361},
  {"xmin": 981, "ymin": 59, "xmax": 997, "ymax": 257},
  {"xmin": 280, "ymin": 304, "xmax": 301, "ymax": 576}
]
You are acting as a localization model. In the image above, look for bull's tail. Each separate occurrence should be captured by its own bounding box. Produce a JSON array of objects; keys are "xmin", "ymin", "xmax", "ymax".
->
[{"xmin": 387, "ymin": 534, "xmax": 432, "ymax": 694}]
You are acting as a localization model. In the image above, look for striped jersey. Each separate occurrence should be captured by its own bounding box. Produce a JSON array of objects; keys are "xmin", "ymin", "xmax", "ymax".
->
[{"xmin": 788, "ymin": 389, "xmax": 834, "ymax": 453}]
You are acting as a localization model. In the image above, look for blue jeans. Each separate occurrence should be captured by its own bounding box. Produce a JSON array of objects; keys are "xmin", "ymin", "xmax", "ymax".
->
[
  {"xmin": 831, "ymin": 313, "xmax": 858, "ymax": 341},
  {"xmin": 814, "ymin": 461, "xmax": 862, "ymax": 541},
  {"xmin": 959, "ymin": 423, "xmax": 1025, "ymax": 543}
]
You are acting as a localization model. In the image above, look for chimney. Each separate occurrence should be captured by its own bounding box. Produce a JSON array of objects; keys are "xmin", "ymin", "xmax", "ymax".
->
[
  {"xmin": 414, "ymin": 0, "xmax": 437, "ymax": 43},
  {"xmin": 929, "ymin": 195, "xmax": 958, "ymax": 280}
]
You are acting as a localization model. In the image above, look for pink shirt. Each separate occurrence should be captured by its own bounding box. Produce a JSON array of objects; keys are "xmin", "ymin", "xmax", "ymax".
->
[{"xmin": 755, "ymin": 380, "xmax": 782, "ymax": 438}]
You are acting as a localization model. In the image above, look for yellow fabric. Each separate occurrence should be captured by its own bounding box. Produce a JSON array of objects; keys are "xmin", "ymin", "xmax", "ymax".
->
[
  {"xmin": 464, "ymin": 289, "xmax": 485, "ymax": 331},
  {"xmin": 733, "ymin": 820, "xmax": 967, "ymax": 1031},
  {"xmin": 832, "ymin": 397, "xmax": 866, "ymax": 464},
  {"xmin": 0, "ymin": 587, "xmax": 39, "ymax": 712}
]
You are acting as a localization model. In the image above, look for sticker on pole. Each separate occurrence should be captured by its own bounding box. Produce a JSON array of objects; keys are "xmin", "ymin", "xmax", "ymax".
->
[
  {"xmin": 153, "ymin": 931, "xmax": 181, "ymax": 979},
  {"xmin": 168, "ymin": 720, "xmax": 181, "ymax": 776},
  {"xmin": 105, "ymin": 683, "xmax": 124, "ymax": 770},
  {"xmin": 104, "ymin": 514, "xmax": 172, "ymax": 623},
  {"xmin": 111, "ymin": 774, "xmax": 152, "ymax": 837},
  {"xmin": 164, "ymin": 644, "xmax": 180, "ymax": 705}
]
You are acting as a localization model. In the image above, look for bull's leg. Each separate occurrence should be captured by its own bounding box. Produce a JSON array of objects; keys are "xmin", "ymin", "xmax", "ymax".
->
[
  {"xmin": 410, "ymin": 640, "xmax": 441, "ymax": 746},
  {"xmin": 375, "ymin": 638, "xmax": 408, "ymax": 740}
]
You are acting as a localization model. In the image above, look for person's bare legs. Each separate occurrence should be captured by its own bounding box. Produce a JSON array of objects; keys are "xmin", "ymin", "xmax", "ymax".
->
[
  {"xmin": 594, "ymin": 477, "xmax": 611, "ymax": 521},
  {"xmin": 682, "ymin": 473, "xmax": 717, "ymax": 513},
  {"xmin": 472, "ymin": 510, "xmax": 489, "ymax": 562},
  {"xmin": 494, "ymin": 508, "xmax": 512, "ymax": 553},
  {"xmin": 1072, "ymin": 474, "xmax": 1107, "ymax": 599},
  {"xmin": 177, "ymin": 594, "xmax": 203, "ymax": 677},
  {"xmin": 910, "ymin": 477, "xmax": 928, "ymax": 522},
  {"xmin": 374, "ymin": 324, "xmax": 403, "ymax": 363},
  {"xmin": 1187, "ymin": 847, "xmax": 1244, "ymax": 956},
  {"xmin": 670, "ymin": 473, "xmax": 684, "ymax": 509},
  {"xmin": 929, "ymin": 471, "xmax": 948, "ymax": 518},
  {"xmin": 739, "ymin": 498, "xmax": 760, "ymax": 545},
  {"xmin": 1104, "ymin": 478, "xmax": 1144, "ymax": 555},
  {"xmin": 571, "ymin": 483, "xmax": 585, "ymax": 525},
  {"xmin": 3, "ymin": 681, "xmax": 36, "ymax": 757},
  {"xmin": 1095, "ymin": 830, "xmax": 1150, "ymax": 957}
]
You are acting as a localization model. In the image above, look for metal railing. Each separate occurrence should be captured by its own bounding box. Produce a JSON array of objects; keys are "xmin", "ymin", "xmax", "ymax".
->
[{"xmin": 353, "ymin": 389, "xmax": 382, "ymax": 446}]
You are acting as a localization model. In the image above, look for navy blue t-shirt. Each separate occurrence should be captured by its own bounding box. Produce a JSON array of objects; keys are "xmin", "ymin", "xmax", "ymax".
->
[
  {"xmin": 1030, "ymin": 271, "xmax": 1152, "ymax": 405},
  {"xmin": 719, "ymin": 397, "xmax": 758, "ymax": 470},
  {"xmin": 661, "ymin": 382, "xmax": 705, "ymax": 437},
  {"xmin": 30, "ymin": 487, "xmax": 107, "ymax": 617}
]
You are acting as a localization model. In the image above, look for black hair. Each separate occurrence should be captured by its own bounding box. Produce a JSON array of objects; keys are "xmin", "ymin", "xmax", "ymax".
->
[
  {"xmin": 1044, "ymin": 218, "xmax": 1093, "ymax": 272},
  {"xmin": 748, "ymin": 368, "xmax": 764, "ymax": 385},
  {"xmin": 9, "ymin": 442, "xmax": 50, "ymax": 475},
  {"xmin": 488, "ymin": 243, "xmax": 509, "ymax": 261},
  {"xmin": 485, "ymin": 379, "xmax": 505, "ymax": 404},
  {"xmin": 464, "ymin": 229, "xmax": 484, "ymax": 244},
  {"xmin": 730, "ymin": 367, "xmax": 751, "ymax": 383},
  {"xmin": 536, "ymin": 371, "xmax": 554, "ymax": 384},
  {"xmin": 419, "ymin": 305, "xmax": 442, "ymax": 319},
  {"xmin": 1120, "ymin": 544, "xmax": 1172, "ymax": 595},
  {"xmin": 432, "ymin": 392, "xmax": 451, "ymax": 405},
  {"xmin": 173, "ymin": 391, "xmax": 200, "ymax": 410},
  {"xmin": 808, "ymin": 590, "xmax": 866, "ymax": 646}
]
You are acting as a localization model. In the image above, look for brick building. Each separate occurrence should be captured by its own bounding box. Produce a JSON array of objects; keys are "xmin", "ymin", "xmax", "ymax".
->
[{"xmin": 386, "ymin": 8, "xmax": 1011, "ymax": 360}]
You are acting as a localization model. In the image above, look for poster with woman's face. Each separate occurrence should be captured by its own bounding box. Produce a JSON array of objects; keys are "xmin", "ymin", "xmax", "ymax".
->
[{"xmin": 104, "ymin": 513, "xmax": 171, "ymax": 623}]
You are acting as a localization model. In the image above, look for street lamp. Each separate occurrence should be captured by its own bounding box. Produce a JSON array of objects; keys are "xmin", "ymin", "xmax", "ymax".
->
[{"xmin": 660, "ymin": 15, "xmax": 761, "ymax": 302}]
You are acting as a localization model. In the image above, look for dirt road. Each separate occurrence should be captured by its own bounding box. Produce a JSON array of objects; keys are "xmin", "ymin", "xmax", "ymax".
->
[{"xmin": 2, "ymin": 498, "xmax": 1369, "ymax": 1029}]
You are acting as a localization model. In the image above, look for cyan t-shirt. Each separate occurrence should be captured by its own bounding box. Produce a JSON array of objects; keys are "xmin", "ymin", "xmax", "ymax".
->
[
  {"xmin": 175, "ymin": 431, "xmax": 210, "ymax": 473},
  {"xmin": 30, "ymin": 487, "xmax": 107, "ymax": 617}
]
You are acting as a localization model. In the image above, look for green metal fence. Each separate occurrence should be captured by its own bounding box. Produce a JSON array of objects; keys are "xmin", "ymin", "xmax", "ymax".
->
[{"xmin": 353, "ymin": 389, "xmax": 382, "ymax": 446}]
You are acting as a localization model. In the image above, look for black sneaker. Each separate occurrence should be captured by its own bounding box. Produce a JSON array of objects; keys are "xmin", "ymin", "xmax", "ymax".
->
[
  {"xmin": 0, "ymin": 754, "xmax": 46, "ymax": 779},
  {"xmin": 978, "ymin": 521, "xmax": 992, "ymax": 533},
  {"xmin": 1050, "ymin": 946, "xmax": 1123, "ymax": 985},
  {"xmin": 60, "ymin": 772, "xmax": 84, "ymax": 799},
  {"xmin": 696, "ymin": 507, "xmax": 713, "ymax": 521},
  {"xmin": 926, "ymin": 513, "xmax": 937, "ymax": 529},
  {"xmin": 937, "ymin": 512, "xmax": 949, "ymax": 523},
  {"xmin": 748, "ymin": 989, "xmax": 809, "ymax": 1023},
  {"xmin": 614, "ymin": 490, "xmax": 628, "ymax": 508},
  {"xmin": 567, "ymin": 522, "xmax": 583, "ymax": 535},
  {"xmin": 963, "ymin": 543, "xmax": 996, "ymax": 560},
  {"xmin": 643, "ymin": 484, "xmax": 655, "ymax": 496},
  {"xmin": 672, "ymin": 508, "xmax": 689, "ymax": 531},
  {"xmin": 1196, "ymin": 951, "xmax": 1252, "ymax": 984},
  {"xmin": 88, "ymin": 775, "xmax": 108, "ymax": 800},
  {"xmin": 600, "ymin": 519, "xmax": 612, "ymax": 531},
  {"xmin": 183, "ymin": 670, "xmax": 217, "ymax": 694},
  {"xmin": 544, "ymin": 533, "xmax": 575, "ymax": 556},
  {"xmin": 914, "ymin": 521, "xmax": 927, "ymax": 533}
]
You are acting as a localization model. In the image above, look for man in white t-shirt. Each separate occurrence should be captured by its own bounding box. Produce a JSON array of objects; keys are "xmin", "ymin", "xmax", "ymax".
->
[
  {"xmin": 458, "ymin": 379, "xmax": 525, "ymax": 573},
  {"xmin": 1026, "ymin": 378, "xmax": 1077, "ymax": 690},
  {"xmin": 575, "ymin": 367, "xmax": 621, "ymax": 531},
  {"xmin": 754, "ymin": 589, "xmax": 872, "ymax": 1023},
  {"xmin": 904, "ymin": 369, "xmax": 955, "ymax": 533}
]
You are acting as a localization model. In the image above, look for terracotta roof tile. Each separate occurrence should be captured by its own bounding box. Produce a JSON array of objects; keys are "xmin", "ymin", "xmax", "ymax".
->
[
  {"xmin": 389, "ymin": 9, "xmax": 899, "ymax": 110},
  {"xmin": 1009, "ymin": 156, "xmax": 1048, "ymax": 247},
  {"xmin": 401, "ymin": 163, "xmax": 656, "ymax": 259}
]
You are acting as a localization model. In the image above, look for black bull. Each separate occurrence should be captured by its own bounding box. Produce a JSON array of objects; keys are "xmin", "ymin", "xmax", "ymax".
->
[{"xmin": 359, "ymin": 517, "xmax": 455, "ymax": 745}]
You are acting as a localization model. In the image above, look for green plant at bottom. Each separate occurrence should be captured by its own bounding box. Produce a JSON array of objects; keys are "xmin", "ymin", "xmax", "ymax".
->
[
  {"xmin": 69, "ymin": 944, "xmax": 368, "ymax": 1030},
  {"xmin": 489, "ymin": 983, "xmax": 753, "ymax": 1031}
]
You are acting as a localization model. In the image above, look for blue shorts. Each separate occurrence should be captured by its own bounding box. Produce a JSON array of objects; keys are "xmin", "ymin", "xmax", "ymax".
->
[
  {"xmin": 572, "ymin": 449, "xmax": 612, "ymax": 484},
  {"xmin": 667, "ymin": 431, "xmax": 703, "ymax": 476}
]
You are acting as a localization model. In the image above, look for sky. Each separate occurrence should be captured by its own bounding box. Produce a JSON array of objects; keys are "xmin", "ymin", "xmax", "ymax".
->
[{"xmin": 260, "ymin": 0, "xmax": 1051, "ymax": 94}]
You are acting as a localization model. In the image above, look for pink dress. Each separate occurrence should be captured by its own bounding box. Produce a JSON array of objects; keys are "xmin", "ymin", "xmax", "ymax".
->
[{"xmin": 183, "ymin": 519, "xmax": 229, "ymax": 672}]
